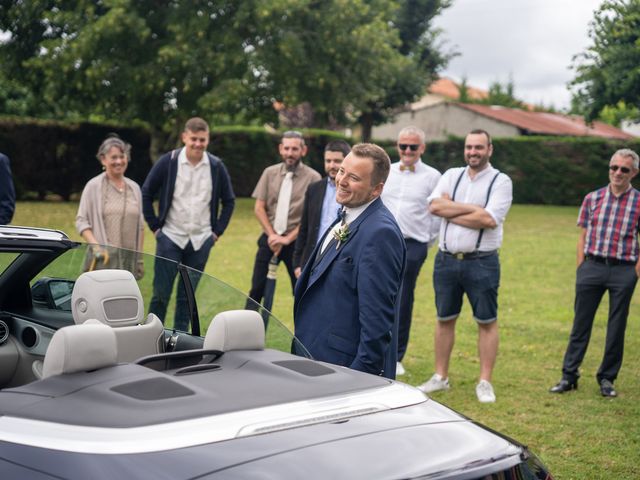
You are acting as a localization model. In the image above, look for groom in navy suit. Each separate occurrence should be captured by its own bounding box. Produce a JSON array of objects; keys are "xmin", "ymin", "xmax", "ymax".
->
[{"xmin": 294, "ymin": 143, "xmax": 406, "ymax": 379}]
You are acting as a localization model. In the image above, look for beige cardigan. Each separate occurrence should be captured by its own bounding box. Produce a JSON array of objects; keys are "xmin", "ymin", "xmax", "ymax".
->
[{"xmin": 76, "ymin": 173, "xmax": 144, "ymax": 251}]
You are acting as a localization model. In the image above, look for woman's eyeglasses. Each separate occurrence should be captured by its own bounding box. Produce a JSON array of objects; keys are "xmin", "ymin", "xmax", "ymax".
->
[
  {"xmin": 398, "ymin": 144, "xmax": 420, "ymax": 151},
  {"xmin": 610, "ymin": 165, "xmax": 631, "ymax": 174}
]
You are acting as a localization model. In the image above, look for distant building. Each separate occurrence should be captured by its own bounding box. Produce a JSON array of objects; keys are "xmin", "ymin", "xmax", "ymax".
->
[
  {"xmin": 372, "ymin": 78, "xmax": 633, "ymax": 142},
  {"xmin": 621, "ymin": 120, "xmax": 640, "ymax": 137}
]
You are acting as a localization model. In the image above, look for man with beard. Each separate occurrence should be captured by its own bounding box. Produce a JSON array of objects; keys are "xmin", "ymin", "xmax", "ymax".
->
[
  {"xmin": 248, "ymin": 131, "xmax": 321, "ymax": 306},
  {"xmin": 142, "ymin": 117, "xmax": 235, "ymax": 331},
  {"xmin": 293, "ymin": 140, "xmax": 351, "ymax": 277},
  {"xmin": 417, "ymin": 129, "xmax": 512, "ymax": 403}
]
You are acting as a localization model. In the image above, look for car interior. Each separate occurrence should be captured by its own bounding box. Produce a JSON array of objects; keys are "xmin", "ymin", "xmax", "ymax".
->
[{"xmin": 0, "ymin": 239, "xmax": 310, "ymax": 391}]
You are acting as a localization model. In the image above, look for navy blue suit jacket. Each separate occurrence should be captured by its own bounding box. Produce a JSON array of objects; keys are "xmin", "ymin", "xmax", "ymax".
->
[
  {"xmin": 0, "ymin": 154, "xmax": 16, "ymax": 225},
  {"xmin": 293, "ymin": 197, "xmax": 406, "ymax": 378},
  {"xmin": 141, "ymin": 149, "xmax": 235, "ymax": 237}
]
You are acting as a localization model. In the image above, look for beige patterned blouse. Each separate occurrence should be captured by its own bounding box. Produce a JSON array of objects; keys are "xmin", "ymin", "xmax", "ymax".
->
[{"xmin": 102, "ymin": 177, "xmax": 141, "ymax": 272}]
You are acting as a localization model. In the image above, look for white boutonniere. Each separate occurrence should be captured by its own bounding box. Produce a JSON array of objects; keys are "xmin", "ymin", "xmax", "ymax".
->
[{"xmin": 332, "ymin": 223, "xmax": 350, "ymax": 249}]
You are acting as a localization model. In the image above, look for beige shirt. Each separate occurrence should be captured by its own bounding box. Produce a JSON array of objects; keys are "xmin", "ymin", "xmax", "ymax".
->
[
  {"xmin": 252, "ymin": 162, "xmax": 321, "ymax": 234},
  {"xmin": 163, "ymin": 148, "xmax": 213, "ymax": 250}
]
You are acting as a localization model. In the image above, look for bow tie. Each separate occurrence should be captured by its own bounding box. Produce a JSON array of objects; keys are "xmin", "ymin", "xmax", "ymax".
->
[{"xmin": 399, "ymin": 164, "xmax": 415, "ymax": 172}]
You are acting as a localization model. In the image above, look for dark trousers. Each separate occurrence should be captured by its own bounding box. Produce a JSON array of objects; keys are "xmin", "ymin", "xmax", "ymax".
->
[
  {"xmin": 247, "ymin": 233, "xmax": 297, "ymax": 307},
  {"xmin": 149, "ymin": 231, "xmax": 214, "ymax": 331},
  {"xmin": 562, "ymin": 259, "xmax": 637, "ymax": 383},
  {"xmin": 397, "ymin": 239, "xmax": 428, "ymax": 361}
]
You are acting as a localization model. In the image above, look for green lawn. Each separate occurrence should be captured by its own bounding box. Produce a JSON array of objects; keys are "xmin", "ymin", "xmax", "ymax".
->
[{"xmin": 13, "ymin": 200, "xmax": 640, "ymax": 480}]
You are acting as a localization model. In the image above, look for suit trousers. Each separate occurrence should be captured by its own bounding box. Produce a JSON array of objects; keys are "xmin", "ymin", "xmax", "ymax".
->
[
  {"xmin": 247, "ymin": 233, "xmax": 297, "ymax": 306},
  {"xmin": 562, "ymin": 259, "xmax": 637, "ymax": 383},
  {"xmin": 397, "ymin": 239, "xmax": 428, "ymax": 361}
]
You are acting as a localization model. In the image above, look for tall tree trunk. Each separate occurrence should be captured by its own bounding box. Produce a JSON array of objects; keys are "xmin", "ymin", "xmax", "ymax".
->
[
  {"xmin": 149, "ymin": 125, "xmax": 180, "ymax": 164},
  {"xmin": 360, "ymin": 112, "xmax": 374, "ymax": 142}
]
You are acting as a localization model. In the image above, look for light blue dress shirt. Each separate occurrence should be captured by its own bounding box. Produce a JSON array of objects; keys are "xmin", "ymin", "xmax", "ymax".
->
[{"xmin": 317, "ymin": 178, "xmax": 339, "ymax": 245}]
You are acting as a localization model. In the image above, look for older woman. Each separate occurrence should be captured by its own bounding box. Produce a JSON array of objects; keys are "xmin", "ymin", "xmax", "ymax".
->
[{"xmin": 76, "ymin": 136, "xmax": 144, "ymax": 278}]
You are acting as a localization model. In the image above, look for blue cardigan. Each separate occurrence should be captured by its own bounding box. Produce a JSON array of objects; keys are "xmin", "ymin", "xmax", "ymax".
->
[
  {"xmin": 141, "ymin": 149, "xmax": 235, "ymax": 237},
  {"xmin": 0, "ymin": 154, "xmax": 16, "ymax": 225}
]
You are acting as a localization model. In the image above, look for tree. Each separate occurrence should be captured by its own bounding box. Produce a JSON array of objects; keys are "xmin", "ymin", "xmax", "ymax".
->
[
  {"xmin": 480, "ymin": 77, "xmax": 527, "ymax": 109},
  {"xmin": 569, "ymin": 0, "xmax": 640, "ymax": 122},
  {"xmin": 248, "ymin": 0, "xmax": 411, "ymax": 129},
  {"xmin": 598, "ymin": 100, "xmax": 640, "ymax": 127},
  {"xmin": 357, "ymin": 0, "xmax": 453, "ymax": 141},
  {"xmin": 0, "ymin": 0, "xmax": 452, "ymax": 148},
  {"xmin": 1, "ymin": 1, "xmax": 261, "ymax": 153},
  {"xmin": 457, "ymin": 76, "xmax": 471, "ymax": 103},
  {"xmin": 455, "ymin": 75, "xmax": 528, "ymax": 110}
]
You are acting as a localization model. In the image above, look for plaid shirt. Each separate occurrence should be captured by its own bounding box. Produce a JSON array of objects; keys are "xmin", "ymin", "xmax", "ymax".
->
[{"xmin": 578, "ymin": 186, "xmax": 640, "ymax": 261}]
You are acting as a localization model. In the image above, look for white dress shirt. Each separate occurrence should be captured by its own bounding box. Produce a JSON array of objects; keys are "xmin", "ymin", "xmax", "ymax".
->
[
  {"xmin": 382, "ymin": 159, "xmax": 441, "ymax": 244},
  {"xmin": 428, "ymin": 164, "xmax": 513, "ymax": 253},
  {"xmin": 320, "ymin": 198, "xmax": 376, "ymax": 254},
  {"xmin": 162, "ymin": 148, "xmax": 213, "ymax": 250}
]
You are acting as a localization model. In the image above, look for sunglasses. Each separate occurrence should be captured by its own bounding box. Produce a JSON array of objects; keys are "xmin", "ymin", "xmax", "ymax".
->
[
  {"xmin": 398, "ymin": 144, "xmax": 420, "ymax": 151},
  {"xmin": 610, "ymin": 165, "xmax": 631, "ymax": 174}
]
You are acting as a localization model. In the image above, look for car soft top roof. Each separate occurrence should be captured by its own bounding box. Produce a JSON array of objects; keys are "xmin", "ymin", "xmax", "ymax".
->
[{"xmin": 0, "ymin": 348, "xmax": 427, "ymax": 454}]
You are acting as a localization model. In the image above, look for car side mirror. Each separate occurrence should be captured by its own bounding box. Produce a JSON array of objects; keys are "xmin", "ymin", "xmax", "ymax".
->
[{"xmin": 31, "ymin": 277, "xmax": 75, "ymax": 311}]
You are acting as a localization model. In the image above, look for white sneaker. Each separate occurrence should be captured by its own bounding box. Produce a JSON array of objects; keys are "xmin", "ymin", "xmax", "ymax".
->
[
  {"xmin": 476, "ymin": 380, "xmax": 496, "ymax": 403},
  {"xmin": 396, "ymin": 362, "xmax": 406, "ymax": 376},
  {"xmin": 417, "ymin": 373, "xmax": 450, "ymax": 393}
]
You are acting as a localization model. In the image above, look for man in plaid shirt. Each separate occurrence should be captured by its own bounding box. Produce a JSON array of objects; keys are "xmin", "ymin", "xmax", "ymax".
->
[{"xmin": 550, "ymin": 148, "xmax": 640, "ymax": 398}]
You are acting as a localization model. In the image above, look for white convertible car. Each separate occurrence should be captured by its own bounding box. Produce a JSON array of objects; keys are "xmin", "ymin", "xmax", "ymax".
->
[{"xmin": 0, "ymin": 226, "xmax": 553, "ymax": 479}]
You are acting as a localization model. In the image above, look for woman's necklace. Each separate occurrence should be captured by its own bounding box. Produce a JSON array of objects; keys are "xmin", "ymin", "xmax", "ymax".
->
[{"xmin": 108, "ymin": 177, "xmax": 125, "ymax": 193}]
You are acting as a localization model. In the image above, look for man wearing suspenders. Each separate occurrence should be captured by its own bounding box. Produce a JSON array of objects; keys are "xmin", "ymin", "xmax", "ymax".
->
[{"xmin": 417, "ymin": 129, "xmax": 513, "ymax": 403}]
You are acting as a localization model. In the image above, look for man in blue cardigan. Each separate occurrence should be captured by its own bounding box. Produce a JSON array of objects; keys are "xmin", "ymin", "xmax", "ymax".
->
[
  {"xmin": 0, "ymin": 153, "xmax": 16, "ymax": 225},
  {"xmin": 142, "ymin": 118, "xmax": 235, "ymax": 331}
]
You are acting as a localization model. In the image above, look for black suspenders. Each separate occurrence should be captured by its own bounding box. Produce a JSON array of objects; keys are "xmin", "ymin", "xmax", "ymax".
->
[{"xmin": 443, "ymin": 169, "xmax": 501, "ymax": 253}]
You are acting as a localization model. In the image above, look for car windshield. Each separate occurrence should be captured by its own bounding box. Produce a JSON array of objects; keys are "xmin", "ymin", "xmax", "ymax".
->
[{"xmin": 21, "ymin": 242, "xmax": 310, "ymax": 357}]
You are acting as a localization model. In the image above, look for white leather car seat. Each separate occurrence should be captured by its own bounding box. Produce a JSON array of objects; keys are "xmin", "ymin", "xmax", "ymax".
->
[
  {"xmin": 42, "ymin": 323, "xmax": 117, "ymax": 378},
  {"xmin": 71, "ymin": 269, "xmax": 164, "ymax": 362},
  {"xmin": 204, "ymin": 310, "xmax": 265, "ymax": 351}
]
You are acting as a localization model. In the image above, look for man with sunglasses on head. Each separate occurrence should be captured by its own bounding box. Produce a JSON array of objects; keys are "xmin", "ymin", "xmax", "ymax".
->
[
  {"xmin": 381, "ymin": 126, "xmax": 441, "ymax": 376},
  {"xmin": 550, "ymin": 148, "xmax": 640, "ymax": 398}
]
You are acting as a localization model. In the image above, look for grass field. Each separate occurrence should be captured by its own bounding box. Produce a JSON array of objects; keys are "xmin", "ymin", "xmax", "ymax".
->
[{"xmin": 12, "ymin": 200, "xmax": 640, "ymax": 479}]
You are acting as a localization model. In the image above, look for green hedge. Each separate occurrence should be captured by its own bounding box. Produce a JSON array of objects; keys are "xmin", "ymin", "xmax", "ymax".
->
[
  {"xmin": 0, "ymin": 117, "xmax": 638, "ymax": 204},
  {"xmin": 381, "ymin": 136, "xmax": 640, "ymax": 205},
  {"xmin": 209, "ymin": 127, "xmax": 349, "ymax": 197},
  {"xmin": 0, "ymin": 117, "xmax": 151, "ymax": 200}
]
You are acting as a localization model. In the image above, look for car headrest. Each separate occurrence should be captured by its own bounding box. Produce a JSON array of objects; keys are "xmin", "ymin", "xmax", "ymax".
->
[
  {"xmin": 72, "ymin": 269, "xmax": 144, "ymax": 327},
  {"xmin": 204, "ymin": 310, "xmax": 265, "ymax": 351},
  {"xmin": 42, "ymin": 323, "xmax": 118, "ymax": 378}
]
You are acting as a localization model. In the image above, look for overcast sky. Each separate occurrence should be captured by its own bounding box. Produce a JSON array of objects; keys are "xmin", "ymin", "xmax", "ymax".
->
[{"xmin": 433, "ymin": 0, "xmax": 604, "ymax": 110}]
